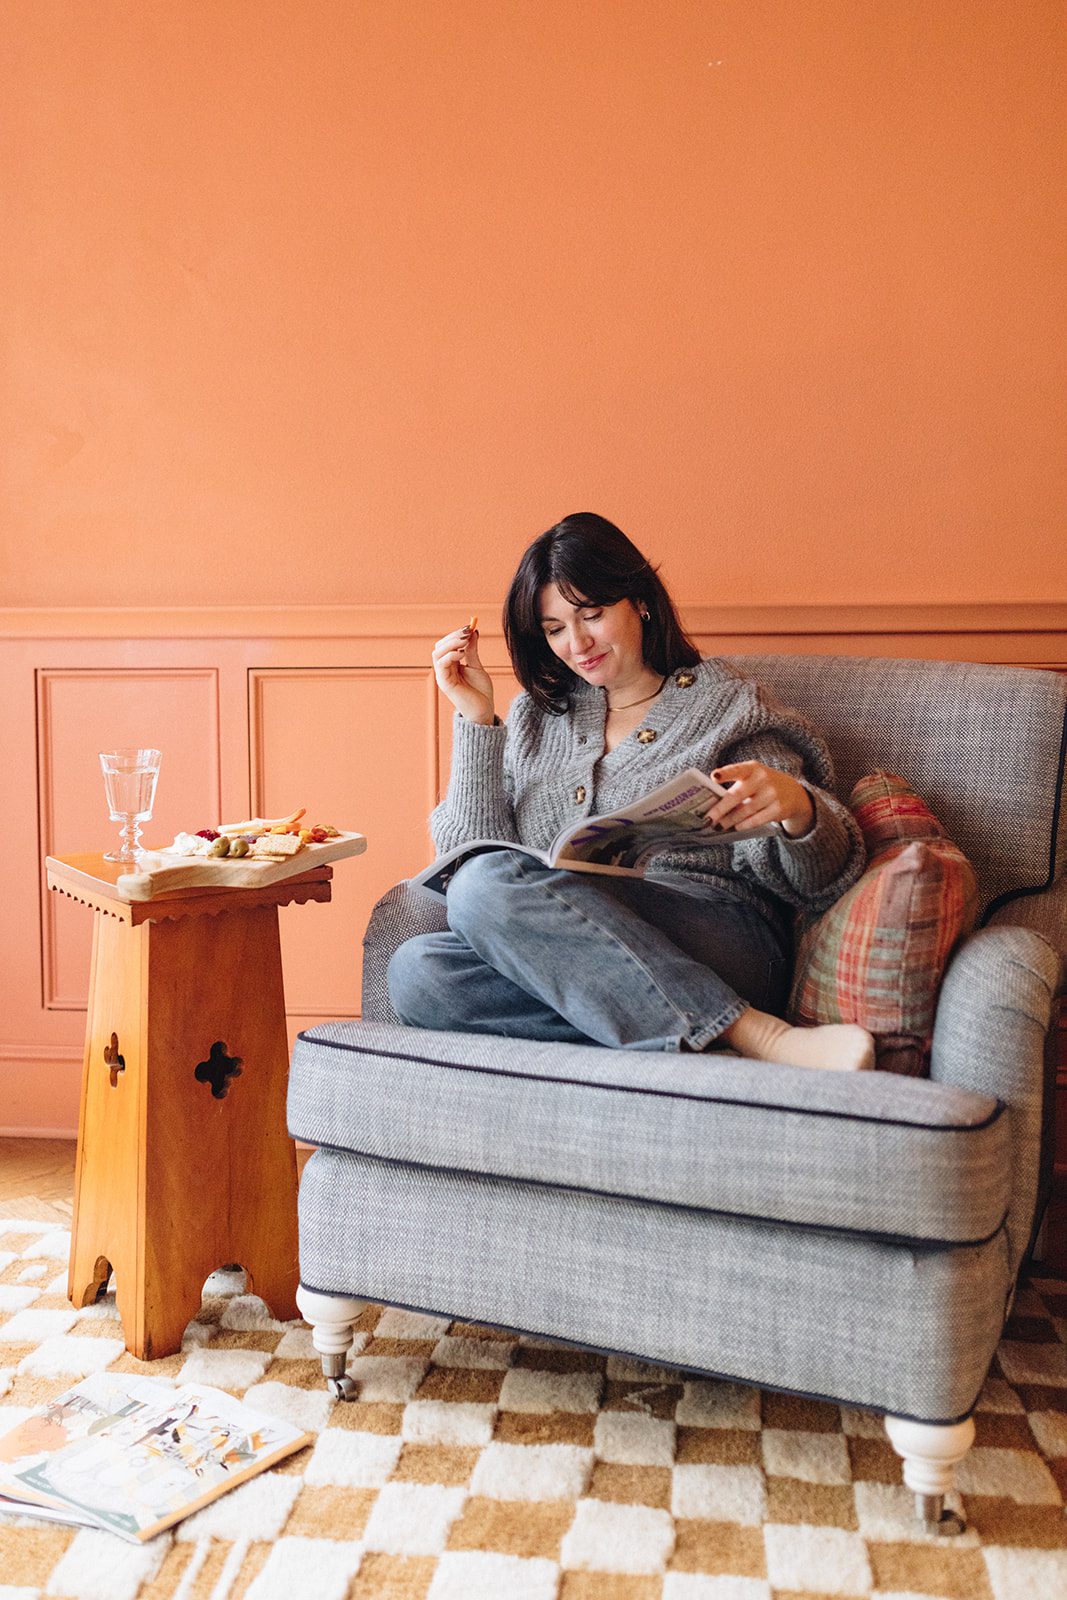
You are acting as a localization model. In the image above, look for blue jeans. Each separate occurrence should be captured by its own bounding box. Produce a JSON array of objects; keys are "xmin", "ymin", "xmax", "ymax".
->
[{"xmin": 387, "ymin": 850, "xmax": 790, "ymax": 1052}]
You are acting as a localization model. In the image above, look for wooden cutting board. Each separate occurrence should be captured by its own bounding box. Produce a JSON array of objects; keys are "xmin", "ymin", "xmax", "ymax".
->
[{"xmin": 115, "ymin": 831, "xmax": 367, "ymax": 900}]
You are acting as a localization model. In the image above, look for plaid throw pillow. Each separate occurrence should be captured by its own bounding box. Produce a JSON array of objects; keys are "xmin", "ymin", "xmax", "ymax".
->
[{"xmin": 787, "ymin": 771, "xmax": 978, "ymax": 1075}]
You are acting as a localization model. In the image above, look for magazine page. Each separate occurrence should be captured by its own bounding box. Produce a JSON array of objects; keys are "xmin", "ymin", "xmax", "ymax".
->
[
  {"xmin": 0, "ymin": 1493, "xmax": 96, "ymax": 1529},
  {"xmin": 0, "ymin": 1376, "xmax": 311, "ymax": 1543},
  {"xmin": 550, "ymin": 769, "xmax": 779, "ymax": 871},
  {"xmin": 0, "ymin": 1372, "xmax": 166, "ymax": 1515},
  {"xmin": 412, "ymin": 840, "xmax": 548, "ymax": 898}
]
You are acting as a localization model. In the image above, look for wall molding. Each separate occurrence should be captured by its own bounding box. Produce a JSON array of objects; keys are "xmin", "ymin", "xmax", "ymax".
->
[
  {"xmin": 36, "ymin": 666, "xmax": 222, "ymax": 1011},
  {"xmin": 248, "ymin": 664, "xmax": 439, "ymax": 1019},
  {"xmin": 2, "ymin": 601, "xmax": 1067, "ymax": 641},
  {"xmin": 0, "ymin": 1045, "xmax": 82, "ymax": 1139},
  {"xmin": 4, "ymin": 605, "xmax": 1063, "ymax": 1140}
]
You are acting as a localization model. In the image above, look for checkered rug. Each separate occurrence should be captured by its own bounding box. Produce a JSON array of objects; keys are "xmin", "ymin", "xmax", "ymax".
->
[{"xmin": 1, "ymin": 1219, "xmax": 1066, "ymax": 1600}]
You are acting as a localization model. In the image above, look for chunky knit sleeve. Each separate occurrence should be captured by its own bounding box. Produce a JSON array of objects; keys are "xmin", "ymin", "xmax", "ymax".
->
[
  {"xmin": 428, "ymin": 703, "xmax": 523, "ymax": 856},
  {"xmin": 719, "ymin": 727, "xmax": 866, "ymax": 916}
]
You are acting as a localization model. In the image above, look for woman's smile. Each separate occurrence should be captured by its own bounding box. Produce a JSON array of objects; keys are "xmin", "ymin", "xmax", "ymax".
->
[{"xmin": 537, "ymin": 581, "xmax": 657, "ymax": 701}]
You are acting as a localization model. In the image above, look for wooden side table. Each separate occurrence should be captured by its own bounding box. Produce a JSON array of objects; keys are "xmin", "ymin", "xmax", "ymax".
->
[{"xmin": 46, "ymin": 853, "xmax": 346, "ymax": 1360}]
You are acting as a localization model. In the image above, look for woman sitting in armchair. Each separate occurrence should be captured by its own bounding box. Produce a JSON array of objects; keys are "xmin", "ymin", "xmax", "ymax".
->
[{"xmin": 389, "ymin": 512, "xmax": 874, "ymax": 1071}]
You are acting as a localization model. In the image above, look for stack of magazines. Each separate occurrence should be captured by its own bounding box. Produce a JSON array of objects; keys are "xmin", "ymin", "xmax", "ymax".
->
[{"xmin": 0, "ymin": 1372, "xmax": 311, "ymax": 1542}]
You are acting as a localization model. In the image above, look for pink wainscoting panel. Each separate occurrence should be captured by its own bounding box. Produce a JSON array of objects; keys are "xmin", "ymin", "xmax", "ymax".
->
[
  {"xmin": 4, "ymin": 608, "xmax": 1063, "ymax": 1136},
  {"xmin": 0, "ymin": 1051, "xmax": 82, "ymax": 1139},
  {"xmin": 250, "ymin": 667, "xmax": 441, "ymax": 1022},
  {"xmin": 37, "ymin": 668, "xmax": 221, "ymax": 1009}
]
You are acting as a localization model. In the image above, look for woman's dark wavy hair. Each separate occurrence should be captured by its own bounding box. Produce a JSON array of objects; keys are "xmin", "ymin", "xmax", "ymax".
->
[{"xmin": 503, "ymin": 513, "xmax": 701, "ymax": 715}]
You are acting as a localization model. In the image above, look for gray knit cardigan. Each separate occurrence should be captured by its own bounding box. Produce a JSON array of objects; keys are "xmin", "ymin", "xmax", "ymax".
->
[{"xmin": 430, "ymin": 657, "xmax": 867, "ymax": 930}]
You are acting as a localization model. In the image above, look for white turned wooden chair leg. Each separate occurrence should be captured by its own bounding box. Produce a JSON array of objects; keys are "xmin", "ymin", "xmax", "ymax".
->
[
  {"xmin": 884, "ymin": 1414, "xmax": 975, "ymax": 1534},
  {"xmin": 296, "ymin": 1284, "xmax": 367, "ymax": 1400}
]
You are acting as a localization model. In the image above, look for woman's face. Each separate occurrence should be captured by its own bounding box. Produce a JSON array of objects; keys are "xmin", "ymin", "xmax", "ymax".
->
[{"xmin": 537, "ymin": 582, "xmax": 647, "ymax": 690}]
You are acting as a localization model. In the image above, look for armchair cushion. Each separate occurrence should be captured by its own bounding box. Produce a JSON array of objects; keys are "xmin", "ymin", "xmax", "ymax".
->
[
  {"xmin": 788, "ymin": 772, "xmax": 978, "ymax": 1075},
  {"xmin": 289, "ymin": 1018, "xmax": 1009, "ymax": 1247}
]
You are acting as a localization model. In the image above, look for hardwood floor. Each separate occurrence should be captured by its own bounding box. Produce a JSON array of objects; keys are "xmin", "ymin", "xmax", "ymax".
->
[
  {"xmin": 0, "ymin": 1137, "xmax": 76, "ymax": 1224},
  {"xmin": 0, "ymin": 1138, "xmax": 315, "ymax": 1225}
]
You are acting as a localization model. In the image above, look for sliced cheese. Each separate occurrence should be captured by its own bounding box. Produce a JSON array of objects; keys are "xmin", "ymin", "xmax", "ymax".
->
[{"xmin": 218, "ymin": 808, "xmax": 306, "ymax": 837}]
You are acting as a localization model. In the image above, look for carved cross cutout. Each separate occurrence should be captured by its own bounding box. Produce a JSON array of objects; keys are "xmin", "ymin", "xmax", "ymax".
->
[
  {"xmin": 195, "ymin": 1041, "xmax": 243, "ymax": 1100},
  {"xmin": 103, "ymin": 1032, "xmax": 125, "ymax": 1088}
]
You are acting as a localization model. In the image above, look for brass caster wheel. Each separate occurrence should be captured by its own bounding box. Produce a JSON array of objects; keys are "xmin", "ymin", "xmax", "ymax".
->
[{"xmin": 327, "ymin": 1373, "xmax": 358, "ymax": 1401}]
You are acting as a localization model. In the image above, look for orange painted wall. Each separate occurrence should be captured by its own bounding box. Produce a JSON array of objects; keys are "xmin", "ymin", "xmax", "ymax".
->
[{"xmin": 3, "ymin": 0, "xmax": 1064, "ymax": 611}]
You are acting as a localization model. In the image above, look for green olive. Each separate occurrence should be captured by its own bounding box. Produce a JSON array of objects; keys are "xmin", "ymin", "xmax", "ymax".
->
[
  {"xmin": 209, "ymin": 837, "xmax": 231, "ymax": 857},
  {"xmin": 228, "ymin": 838, "xmax": 250, "ymax": 858}
]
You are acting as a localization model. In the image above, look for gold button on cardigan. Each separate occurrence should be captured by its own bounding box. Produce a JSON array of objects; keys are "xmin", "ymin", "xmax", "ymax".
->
[
  {"xmin": 574, "ymin": 785, "xmax": 586, "ymax": 803},
  {"xmin": 636, "ymin": 729, "xmax": 657, "ymax": 744},
  {"xmin": 429, "ymin": 661, "xmax": 866, "ymax": 925}
]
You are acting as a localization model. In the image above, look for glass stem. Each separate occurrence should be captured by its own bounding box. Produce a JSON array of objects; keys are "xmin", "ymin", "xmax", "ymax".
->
[{"xmin": 120, "ymin": 818, "xmax": 143, "ymax": 860}]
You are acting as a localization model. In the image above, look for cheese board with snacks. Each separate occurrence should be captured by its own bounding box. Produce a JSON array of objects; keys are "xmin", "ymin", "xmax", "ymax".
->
[{"xmin": 115, "ymin": 809, "xmax": 367, "ymax": 901}]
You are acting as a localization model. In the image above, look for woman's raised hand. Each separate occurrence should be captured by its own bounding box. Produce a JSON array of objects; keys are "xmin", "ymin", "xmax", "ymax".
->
[
  {"xmin": 432, "ymin": 618, "xmax": 496, "ymax": 725},
  {"xmin": 705, "ymin": 760, "xmax": 816, "ymax": 837}
]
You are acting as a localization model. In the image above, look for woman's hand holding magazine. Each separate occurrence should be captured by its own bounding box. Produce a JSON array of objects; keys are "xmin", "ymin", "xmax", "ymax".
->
[{"xmin": 413, "ymin": 768, "xmax": 784, "ymax": 899}]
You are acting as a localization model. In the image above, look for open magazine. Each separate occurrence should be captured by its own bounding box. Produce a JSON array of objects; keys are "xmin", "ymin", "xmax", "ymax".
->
[
  {"xmin": 413, "ymin": 767, "xmax": 781, "ymax": 898},
  {"xmin": 0, "ymin": 1372, "xmax": 311, "ymax": 1542}
]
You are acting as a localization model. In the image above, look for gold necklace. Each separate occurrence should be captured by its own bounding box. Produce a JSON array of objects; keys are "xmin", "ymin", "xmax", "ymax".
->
[{"xmin": 606, "ymin": 676, "xmax": 668, "ymax": 713}]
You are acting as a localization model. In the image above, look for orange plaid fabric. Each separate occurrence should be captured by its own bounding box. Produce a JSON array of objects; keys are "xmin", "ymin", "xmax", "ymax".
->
[{"xmin": 788, "ymin": 772, "xmax": 978, "ymax": 1075}]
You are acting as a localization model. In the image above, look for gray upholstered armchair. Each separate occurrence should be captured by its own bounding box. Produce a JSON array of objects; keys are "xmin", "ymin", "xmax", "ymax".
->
[{"xmin": 288, "ymin": 656, "xmax": 1066, "ymax": 1533}]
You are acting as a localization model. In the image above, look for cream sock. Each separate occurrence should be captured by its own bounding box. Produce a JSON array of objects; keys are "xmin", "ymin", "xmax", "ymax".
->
[{"xmin": 722, "ymin": 1007, "xmax": 875, "ymax": 1072}]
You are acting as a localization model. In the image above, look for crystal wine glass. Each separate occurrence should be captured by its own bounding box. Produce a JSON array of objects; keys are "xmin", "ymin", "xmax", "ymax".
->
[{"xmin": 99, "ymin": 748, "xmax": 162, "ymax": 864}]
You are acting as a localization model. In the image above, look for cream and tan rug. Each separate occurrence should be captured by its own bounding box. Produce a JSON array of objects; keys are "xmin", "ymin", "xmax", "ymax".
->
[{"xmin": 1, "ymin": 1217, "xmax": 1066, "ymax": 1600}]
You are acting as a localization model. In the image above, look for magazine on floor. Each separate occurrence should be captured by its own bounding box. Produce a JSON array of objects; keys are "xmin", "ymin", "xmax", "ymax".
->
[
  {"xmin": 0, "ymin": 1372, "xmax": 311, "ymax": 1542},
  {"xmin": 413, "ymin": 766, "xmax": 781, "ymax": 897}
]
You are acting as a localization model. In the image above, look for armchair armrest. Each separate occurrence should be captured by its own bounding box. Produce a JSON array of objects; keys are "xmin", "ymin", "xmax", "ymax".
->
[
  {"xmin": 930, "ymin": 924, "xmax": 1062, "ymax": 1276},
  {"xmin": 362, "ymin": 880, "xmax": 450, "ymax": 1023},
  {"xmin": 984, "ymin": 883, "xmax": 1067, "ymax": 986}
]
